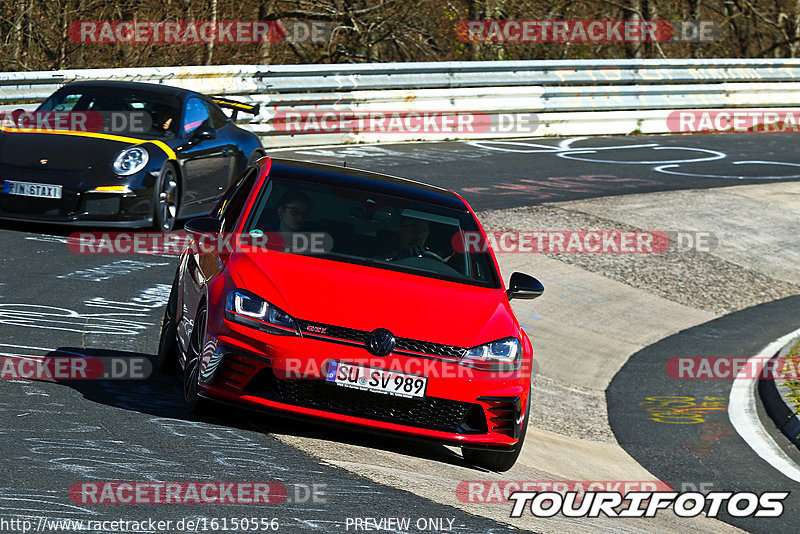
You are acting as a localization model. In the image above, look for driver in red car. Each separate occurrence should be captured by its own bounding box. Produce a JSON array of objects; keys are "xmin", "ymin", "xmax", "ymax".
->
[
  {"xmin": 276, "ymin": 190, "xmax": 311, "ymax": 233},
  {"xmin": 387, "ymin": 215, "xmax": 447, "ymax": 262},
  {"xmin": 262, "ymin": 189, "xmax": 313, "ymax": 253}
]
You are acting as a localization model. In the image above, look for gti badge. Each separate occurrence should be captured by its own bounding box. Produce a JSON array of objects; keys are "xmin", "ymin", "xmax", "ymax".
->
[
  {"xmin": 306, "ymin": 325, "xmax": 327, "ymax": 334},
  {"xmin": 368, "ymin": 328, "xmax": 395, "ymax": 356}
]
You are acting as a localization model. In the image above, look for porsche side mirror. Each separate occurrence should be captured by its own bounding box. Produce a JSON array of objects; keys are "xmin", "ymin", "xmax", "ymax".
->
[
  {"xmin": 192, "ymin": 126, "xmax": 217, "ymax": 141},
  {"xmin": 507, "ymin": 272, "xmax": 544, "ymax": 300}
]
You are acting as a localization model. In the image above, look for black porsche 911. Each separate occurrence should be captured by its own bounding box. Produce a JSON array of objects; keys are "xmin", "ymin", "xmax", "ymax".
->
[{"xmin": 0, "ymin": 80, "xmax": 264, "ymax": 231}]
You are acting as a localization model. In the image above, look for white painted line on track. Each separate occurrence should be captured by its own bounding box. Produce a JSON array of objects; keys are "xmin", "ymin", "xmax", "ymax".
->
[{"xmin": 728, "ymin": 328, "xmax": 800, "ymax": 483}]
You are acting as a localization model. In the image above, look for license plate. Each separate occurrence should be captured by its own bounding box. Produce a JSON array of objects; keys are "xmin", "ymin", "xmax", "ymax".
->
[
  {"xmin": 3, "ymin": 181, "xmax": 62, "ymax": 199},
  {"xmin": 326, "ymin": 361, "xmax": 428, "ymax": 398}
]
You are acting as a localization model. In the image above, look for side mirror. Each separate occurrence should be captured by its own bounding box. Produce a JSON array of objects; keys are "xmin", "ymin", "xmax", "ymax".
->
[
  {"xmin": 507, "ymin": 272, "xmax": 544, "ymax": 300},
  {"xmin": 192, "ymin": 126, "xmax": 217, "ymax": 141},
  {"xmin": 184, "ymin": 216, "xmax": 221, "ymax": 238}
]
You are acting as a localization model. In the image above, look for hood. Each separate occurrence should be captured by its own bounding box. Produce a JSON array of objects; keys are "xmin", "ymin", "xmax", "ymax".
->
[
  {"xmin": 0, "ymin": 130, "xmax": 136, "ymax": 172},
  {"xmin": 230, "ymin": 251, "xmax": 515, "ymax": 349}
]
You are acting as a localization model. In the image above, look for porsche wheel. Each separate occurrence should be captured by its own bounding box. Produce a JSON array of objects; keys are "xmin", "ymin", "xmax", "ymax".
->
[{"xmin": 153, "ymin": 163, "xmax": 180, "ymax": 232}]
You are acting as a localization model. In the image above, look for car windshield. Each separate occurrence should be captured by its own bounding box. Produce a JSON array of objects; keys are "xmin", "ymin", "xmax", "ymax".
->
[
  {"xmin": 244, "ymin": 174, "xmax": 500, "ymax": 288},
  {"xmin": 37, "ymin": 87, "xmax": 180, "ymax": 138}
]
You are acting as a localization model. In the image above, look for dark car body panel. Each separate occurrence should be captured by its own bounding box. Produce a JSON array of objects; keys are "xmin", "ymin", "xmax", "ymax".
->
[
  {"xmin": 266, "ymin": 159, "xmax": 467, "ymax": 210},
  {"xmin": 0, "ymin": 80, "xmax": 263, "ymax": 227}
]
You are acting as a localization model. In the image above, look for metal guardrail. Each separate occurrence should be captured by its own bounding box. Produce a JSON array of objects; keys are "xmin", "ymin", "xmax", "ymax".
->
[{"xmin": 2, "ymin": 59, "xmax": 800, "ymax": 147}]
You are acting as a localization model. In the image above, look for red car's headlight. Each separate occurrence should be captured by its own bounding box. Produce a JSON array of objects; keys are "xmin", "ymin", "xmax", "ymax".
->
[
  {"xmin": 224, "ymin": 289, "xmax": 298, "ymax": 336},
  {"xmin": 462, "ymin": 337, "xmax": 521, "ymax": 371}
]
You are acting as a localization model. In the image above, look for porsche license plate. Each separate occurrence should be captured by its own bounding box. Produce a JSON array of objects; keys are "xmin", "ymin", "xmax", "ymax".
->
[
  {"xmin": 326, "ymin": 361, "xmax": 427, "ymax": 398},
  {"xmin": 4, "ymin": 181, "xmax": 62, "ymax": 199}
]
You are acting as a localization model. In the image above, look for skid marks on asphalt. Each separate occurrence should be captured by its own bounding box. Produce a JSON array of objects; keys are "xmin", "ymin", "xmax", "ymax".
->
[
  {"xmin": 0, "ymin": 284, "xmax": 172, "ymax": 336},
  {"xmin": 56, "ymin": 259, "xmax": 170, "ymax": 283}
]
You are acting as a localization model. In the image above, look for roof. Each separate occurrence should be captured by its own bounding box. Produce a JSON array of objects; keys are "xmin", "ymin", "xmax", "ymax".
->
[
  {"xmin": 58, "ymin": 80, "xmax": 191, "ymax": 98},
  {"xmin": 267, "ymin": 158, "xmax": 466, "ymax": 210}
]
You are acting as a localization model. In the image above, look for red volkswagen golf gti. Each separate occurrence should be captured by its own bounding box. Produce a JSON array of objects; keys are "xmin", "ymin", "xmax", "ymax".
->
[{"xmin": 158, "ymin": 157, "xmax": 543, "ymax": 471}]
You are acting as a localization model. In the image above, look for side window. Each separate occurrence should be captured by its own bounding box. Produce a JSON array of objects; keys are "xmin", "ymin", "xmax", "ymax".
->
[
  {"xmin": 206, "ymin": 101, "xmax": 229, "ymax": 129},
  {"xmin": 217, "ymin": 167, "xmax": 259, "ymax": 232},
  {"xmin": 182, "ymin": 97, "xmax": 210, "ymax": 134},
  {"xmin": 48, "ymin": 93, "xmax": 83, "ymax": 111}
]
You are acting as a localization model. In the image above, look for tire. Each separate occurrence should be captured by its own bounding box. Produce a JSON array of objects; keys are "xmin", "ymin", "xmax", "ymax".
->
[
  {"xmin": 183, "ymin": 306, "xmax": 209, "ymax": 413},
  {"xmin": 153, "ymin": 162, "xmax": 180, "ymax": 232},
  {"xmin": 155, "ymin": 272, "xmax": 180, "ymax": 374},
  {"xmin": 463, "ymin": 388, "xmax": 532, "ymax": 472}
]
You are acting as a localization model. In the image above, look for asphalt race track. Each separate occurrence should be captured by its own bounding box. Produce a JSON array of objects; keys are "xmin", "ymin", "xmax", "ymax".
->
[
  {"xmin": 2, "ymin": 132, "xmax": 800, "ymax": 533},
  {"xmin": 274, "ymin": 133, "xmax": 800, "ymax": 210},
  {"xmin": 607, "ymin": 296, "xmax": 800, "ymax": 534},
  {"xmin": 0, "ymin": 230, "xmax": 519, "ymax": 533}
]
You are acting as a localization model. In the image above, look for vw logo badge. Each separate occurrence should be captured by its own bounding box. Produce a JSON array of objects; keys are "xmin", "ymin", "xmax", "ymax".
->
[{"xmin": 368, "ymin": 328, "xmax": 395, "ymax": 356}]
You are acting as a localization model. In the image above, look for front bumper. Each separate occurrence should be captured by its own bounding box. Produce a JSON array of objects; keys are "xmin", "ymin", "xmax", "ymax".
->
[
  {"xmin": 0, "ymin": 169, "xmax": 155, "ymax": 227},
  {"xmin": 0, "ymin": 212, "xmax": 152, "ymax": 228},
  {"xmin": 198, "ymin": 320, "xmax": 530, "ymax": 449}
]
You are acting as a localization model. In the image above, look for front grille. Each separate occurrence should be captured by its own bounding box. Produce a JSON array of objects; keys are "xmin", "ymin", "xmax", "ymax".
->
[
  {"xmin": 394, "ymin": 337, "xmax": 465, "ymax": 359},
  {"xmin": 0, "ymin": 191, "xmax": 79, "ymax": 216},
  {"xmin": 245, "ymin": 370, "xmax": 487, "ymax": 434},
  {"xmin": 83, "ymin": 196, "xmax": 121, "ymax": 216},
  {"xmin": 295, "ymin": 319, "xmax": 466, "ymax": 360},
  {"xmin": 297, "ymin": 320, "xmax": 369, "ymax": 345}
]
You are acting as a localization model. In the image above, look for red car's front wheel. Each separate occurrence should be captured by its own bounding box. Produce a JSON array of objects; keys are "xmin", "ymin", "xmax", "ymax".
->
[
  {"xmin": 183, "ymin": 306, "xmax": 209, "ymax": 413},
  {"xmin": 155, "ymin": 272, "xmax": 179, "ymax": 374}
]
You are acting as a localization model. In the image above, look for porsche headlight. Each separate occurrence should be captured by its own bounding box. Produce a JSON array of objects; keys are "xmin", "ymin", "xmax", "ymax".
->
[
  {"xmin": 462, "ymin": 337, "xmax": 521, "ymax": 370},
  {"xmin": 224, "ymin": 289, "xmax": 298, "ymax": 335},
  {"xmin": 112, "ymin": 146, "xmax": 149, "ymax": 176}
]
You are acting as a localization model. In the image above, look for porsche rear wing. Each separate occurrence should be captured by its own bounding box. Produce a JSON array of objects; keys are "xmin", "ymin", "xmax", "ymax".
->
[{"xmin": 211, "ymin": 98, "xmax": 260, "ymax": 120}]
